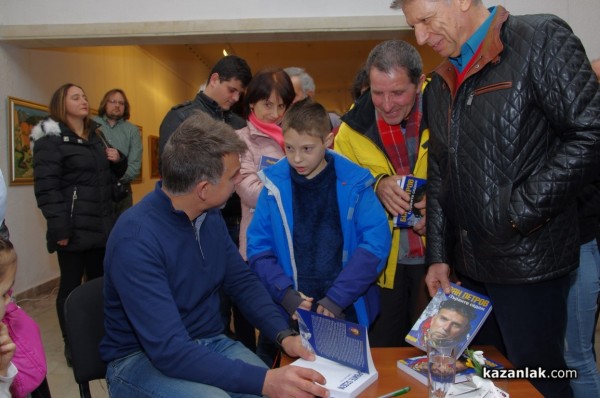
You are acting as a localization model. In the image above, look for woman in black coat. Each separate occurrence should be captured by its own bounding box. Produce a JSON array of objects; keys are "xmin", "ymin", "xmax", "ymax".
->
[{"xmin": 30, "ymin": 83, "xmax": 127, "ymax": 365}]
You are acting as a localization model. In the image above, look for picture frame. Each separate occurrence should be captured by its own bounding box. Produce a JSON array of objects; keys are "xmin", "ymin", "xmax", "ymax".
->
[
  {"xmin": 148, "ymin": 135, "xmax": 160, "ymax": 179},
  {"xmin": 7, "ymin": 97, "xmax": 49, "ymax": 185}
]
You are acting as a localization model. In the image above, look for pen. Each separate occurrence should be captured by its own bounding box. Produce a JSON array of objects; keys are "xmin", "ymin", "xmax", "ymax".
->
[{"xmin": 376, "ymin": 386, "xmax": 411, "ymax": 398}]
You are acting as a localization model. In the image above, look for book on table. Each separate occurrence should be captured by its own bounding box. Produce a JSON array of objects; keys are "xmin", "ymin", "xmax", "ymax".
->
[
  {"xmin": 405, "ymin": 282, "xmax": 493, "ymax": 359},
  {"xmin": 397, "ymin": 354, "xmax": 504, "ymax": 385},
  {"xmin": 291, "ymin": 308, "xmax": 377, "ymax": 398},
  {"xmin": 393, "ymin": 175, "xmax": 426, "ymax": 228}
]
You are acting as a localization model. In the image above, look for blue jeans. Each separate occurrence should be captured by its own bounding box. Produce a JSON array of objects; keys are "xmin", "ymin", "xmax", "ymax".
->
[
  {"xmin": 565, "ymin": 239, "xmax": 600, "ymax": 398},
  {"xmin": 106, "ymin": 335, "xmax": 267, "ymax": 397}
]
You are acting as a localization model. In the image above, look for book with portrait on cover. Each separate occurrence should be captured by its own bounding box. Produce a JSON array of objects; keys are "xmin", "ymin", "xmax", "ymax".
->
[
  {"xmin": 291, "ymin": 309, "xmax": 377, "ymax": 398},
  {"xmin": 396, "ymin": 354, "xmax": 504, "ymax": 385},
  {"xmin": 405, "ymin": 283, "xmax": 493, "ymax": 358}
]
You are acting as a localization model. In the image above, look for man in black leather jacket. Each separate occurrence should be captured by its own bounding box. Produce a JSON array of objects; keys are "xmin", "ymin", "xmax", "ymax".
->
[{"xmin": 394, "ymin": 1, "xmax": 600, "ymax": 397}]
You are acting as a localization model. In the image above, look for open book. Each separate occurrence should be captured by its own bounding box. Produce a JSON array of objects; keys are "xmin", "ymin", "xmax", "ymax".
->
[
  {"xmin": 291, "ymin": 309, "xmax": 377, "ymax": 398},
  {"xmin": 405, "ymin": 283, "xmax": 493, "ymax": 358}
]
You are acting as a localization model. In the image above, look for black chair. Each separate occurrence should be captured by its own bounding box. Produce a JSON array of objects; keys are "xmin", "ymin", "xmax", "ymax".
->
[{"xmin": 64, "ymin": 277, "xmax": 107, "ymax": 398}]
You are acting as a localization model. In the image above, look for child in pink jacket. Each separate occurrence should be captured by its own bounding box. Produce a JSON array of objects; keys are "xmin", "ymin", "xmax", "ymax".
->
[{"xmin": 0, "ymin": 238, "xmax": 47, "ymax": 398}]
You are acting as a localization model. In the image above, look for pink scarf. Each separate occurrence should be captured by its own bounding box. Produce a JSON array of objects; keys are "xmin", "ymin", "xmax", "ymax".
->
[{"xmin": 249, "ymin": 112, "xmax": 284, "ymax": 150}]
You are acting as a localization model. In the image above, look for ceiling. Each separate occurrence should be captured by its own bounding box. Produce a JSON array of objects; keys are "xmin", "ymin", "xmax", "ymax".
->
[
  {"xmin": 142, "ymin": 32, "xmax": 442, "ymax": 113},
  {"xmin": 4, "ymin": 24, "xmax": 442, "ymax": 113}
]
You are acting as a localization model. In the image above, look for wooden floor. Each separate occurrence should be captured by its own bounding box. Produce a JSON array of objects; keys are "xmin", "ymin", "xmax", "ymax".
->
[{"xmin": 19, "ymin": 290, "xmax": 600, "ymax": 398}]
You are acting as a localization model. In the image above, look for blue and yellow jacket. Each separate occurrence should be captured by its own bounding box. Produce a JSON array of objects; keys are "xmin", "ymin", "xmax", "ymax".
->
[{"xmin": 334, "ymin": 89, "xmax": 429, "ymax": 289}]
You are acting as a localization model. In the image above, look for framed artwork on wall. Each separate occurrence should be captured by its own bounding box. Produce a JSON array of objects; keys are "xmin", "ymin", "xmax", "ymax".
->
[
  {"xmin": 148, "ymin": 135, "xmax": 160, "ymax": 179},
  {"xmin": 7, "ymin": 97, "xmax": 49, "ymax": 185}
]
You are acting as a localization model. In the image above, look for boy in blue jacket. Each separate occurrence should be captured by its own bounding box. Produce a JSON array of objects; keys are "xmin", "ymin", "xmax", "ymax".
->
[{"xmin": 247, "ymin": 99, "xmax": 392, "ymax": 365}]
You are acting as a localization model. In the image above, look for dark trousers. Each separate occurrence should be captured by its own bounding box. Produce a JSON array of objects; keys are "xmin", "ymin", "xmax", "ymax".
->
[
  {"xmin": 56, "ymin": 249, "xmax": 105, "ymax": 343},
  {"xmin": 369, "ymin": 263, "xmax": 428, "ymax": 347},
  {"xmin": 219, "ymin": 219, "xmax": 257, "ymax": 352},
  {"xmin": 460, "ymin": 273, "xmax": 573, "ymax": 398}
]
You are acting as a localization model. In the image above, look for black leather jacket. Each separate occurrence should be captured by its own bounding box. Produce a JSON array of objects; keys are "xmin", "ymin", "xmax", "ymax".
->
[
  {"xmin": 158, "ymin": 92, "xmax": 246, "ymax": 222},
  {"xmin": 158, "ymin": 91, "xmax": 246, "ymax": 154},
  {"xmin": 425, "ymin": 7, "xmax": 600, "ymax": 283}
]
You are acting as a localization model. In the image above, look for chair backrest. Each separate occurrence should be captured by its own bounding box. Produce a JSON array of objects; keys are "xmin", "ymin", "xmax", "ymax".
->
[{"xmin": 64, "ymin": 277, "xmax": 106, "ymax": 398}]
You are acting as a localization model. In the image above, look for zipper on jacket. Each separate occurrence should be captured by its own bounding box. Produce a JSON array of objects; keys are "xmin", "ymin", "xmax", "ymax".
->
[
  {"xmin": 466, "ymin": 82, "xmax": 513, "ymax": 105},
  {"xmin": 70, "ymin": 187, "xmax": 78, "ymax": 218}
]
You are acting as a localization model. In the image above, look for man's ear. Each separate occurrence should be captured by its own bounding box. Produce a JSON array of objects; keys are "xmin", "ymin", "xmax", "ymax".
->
[
  {"xmin": 196, "ymin": 180, "xmax": 210, "ymax": 201},
  {"xmin": 458, "ymin": 0, "xmax": 473, "ymax": 12},
  {"xmin": 208, "ymin": 73, "xmax": 220, "ymax": 88},
  {"xmin": 324, "ymin": 132, "xmax": 334, "ymax": 148}
]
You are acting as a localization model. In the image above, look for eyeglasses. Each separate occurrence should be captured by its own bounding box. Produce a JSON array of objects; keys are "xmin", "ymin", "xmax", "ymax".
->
[{"xmin": 108, "ymin": 99, "xmax": 125, "ymax": 106}]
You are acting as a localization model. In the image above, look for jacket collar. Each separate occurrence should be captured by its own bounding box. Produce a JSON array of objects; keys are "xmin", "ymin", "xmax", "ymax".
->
[{"xmin": 435, "ymin": 5, "xmax": 509, "ymax": 94}]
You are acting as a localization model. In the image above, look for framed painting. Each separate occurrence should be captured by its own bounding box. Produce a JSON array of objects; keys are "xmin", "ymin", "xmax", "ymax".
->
[
  {"xmin": 148, "ymin": 135, "xmax": 160, "ymax": 179},
  {"xmin": 7, "ymin": 97, "xmax": 49, "ymax": 185}
]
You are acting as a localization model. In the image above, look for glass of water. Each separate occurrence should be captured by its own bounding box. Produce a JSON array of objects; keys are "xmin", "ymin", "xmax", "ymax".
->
[{"xmin": 427, "ymin": 338, "xmax": 457, "ymax": 398}]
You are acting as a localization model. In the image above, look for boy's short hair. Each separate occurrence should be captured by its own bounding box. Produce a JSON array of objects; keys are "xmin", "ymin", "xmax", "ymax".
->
[
  {"xmin": 0, "ymin": 238, "xmax": 16, "ymax": 278},
  {"xmin": 281, "ymin": 99, "xmax": 330, "ymax": 139}
]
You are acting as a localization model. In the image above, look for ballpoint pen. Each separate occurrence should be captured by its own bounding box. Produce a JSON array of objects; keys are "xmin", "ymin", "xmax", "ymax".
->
[{"xmin": 376, "ymin": 386, "xmax": 411, "ymax": 398}]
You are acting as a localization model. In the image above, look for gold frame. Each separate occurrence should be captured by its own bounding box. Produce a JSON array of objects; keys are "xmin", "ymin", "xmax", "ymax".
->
[{"xmin": 7, "ymin": 97, "xmax": 49, "ymax": 185}]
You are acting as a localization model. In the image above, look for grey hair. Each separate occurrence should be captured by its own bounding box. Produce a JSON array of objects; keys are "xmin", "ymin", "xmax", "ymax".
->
[
  {"xmin": 284, "ymin": 67, "xmax": 316, "ymax": 95},
  {"xmin": 161, "ymin": 112, "xmax": 247, "ymax": 194},
  {"xmin": 390, "ymin": 0, "xmax": 459, "ymax": 9},
  {"xmin": 366, "ymin": 40, "xmax": 423, "ymax": 86}
]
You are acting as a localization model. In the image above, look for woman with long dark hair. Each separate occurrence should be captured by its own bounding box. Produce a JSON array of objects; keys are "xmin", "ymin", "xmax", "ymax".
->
[{"xmin": 30, "ymin": 83, "xmax": 126, "ymax": 365}]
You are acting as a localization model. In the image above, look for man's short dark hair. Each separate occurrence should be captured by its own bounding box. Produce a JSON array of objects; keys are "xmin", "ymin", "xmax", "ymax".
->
[
  {"xmin": 208, "ymin": 55, "xmax": 252, "ymax": 88},
  {"xmin": 161, "ymin": 112, "xmax": 247, "ymax": 194},
  {"xmin": 439, "ymin": 299, "xmax": 477, "ymax": 324}
]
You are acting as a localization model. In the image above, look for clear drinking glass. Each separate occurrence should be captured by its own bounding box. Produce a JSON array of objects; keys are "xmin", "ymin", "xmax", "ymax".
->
[{"xmin": 427, "ymin": 338, "xmax": 457, "ymax": 398}]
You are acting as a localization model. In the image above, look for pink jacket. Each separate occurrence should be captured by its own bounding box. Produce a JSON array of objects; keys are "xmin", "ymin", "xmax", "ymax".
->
[
  {"xmin": 2, "ymin": 301, "xmax": 47, "ymax": 398},
  {"xmin": 236, "ymin": 122, "xmax": 285, "ymax": 259}
]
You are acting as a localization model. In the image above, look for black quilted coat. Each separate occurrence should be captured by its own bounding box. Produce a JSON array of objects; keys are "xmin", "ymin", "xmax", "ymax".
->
[
  {"xmin": 424, "ymin": 7, "xmax": 600, "ymax": 284},
  {"xmin": 31, "ymin": 118, "xmax": 127, "ymax": 253}
]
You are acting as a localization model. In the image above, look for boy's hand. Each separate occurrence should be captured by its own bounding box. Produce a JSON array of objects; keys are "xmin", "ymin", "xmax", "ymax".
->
[
  {"xmin": 0, "ymin": 323, "xmax": 15, "ymax": 376},
  {"xmin": 292, "ymin": 292, "xmax": 313, "ymax": 320},
  {"xmin": 316, "ymin": 304, "xmax": 335, "ymax": 318}
]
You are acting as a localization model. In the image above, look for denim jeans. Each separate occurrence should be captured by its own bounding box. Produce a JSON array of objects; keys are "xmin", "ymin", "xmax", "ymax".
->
[
  {"xmin": 106, "ymin": 334, "xmax": 267, "ymax": 397},
  {"xmin": 565, "ymin": 239, "xmax": 600, "ymax": 398}
]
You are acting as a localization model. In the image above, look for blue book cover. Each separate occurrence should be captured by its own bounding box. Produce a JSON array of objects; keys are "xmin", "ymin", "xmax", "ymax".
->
[
  {"xmin": 293, "ymin": 309, "xmax": 378, "ymax": 397},
  {"xmin": 259, "ymin": 155, "xmax": 279, "ymax": 170},
  {"xmin": 393, "ymin": 175, "xmax": 426, "ymax": 227},
  {"xmin": 296, "ymin": 309, "xmax": 370, "ymax": 374}
]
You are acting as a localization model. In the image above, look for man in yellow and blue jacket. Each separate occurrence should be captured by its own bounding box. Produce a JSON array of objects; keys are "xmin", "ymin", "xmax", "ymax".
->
[{"xmin": 335, "ymin": 40, "xmax": 429, "ymax": 347}]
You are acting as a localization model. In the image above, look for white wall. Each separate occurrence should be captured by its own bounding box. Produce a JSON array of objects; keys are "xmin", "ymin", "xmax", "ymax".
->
[
  {"xmin": 0, "ymin": 44, "xmax": 207, "ymax": 293},
  {"xmin": 1, "ymin": 0, "xmax": 599, "ymax": 294}
]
